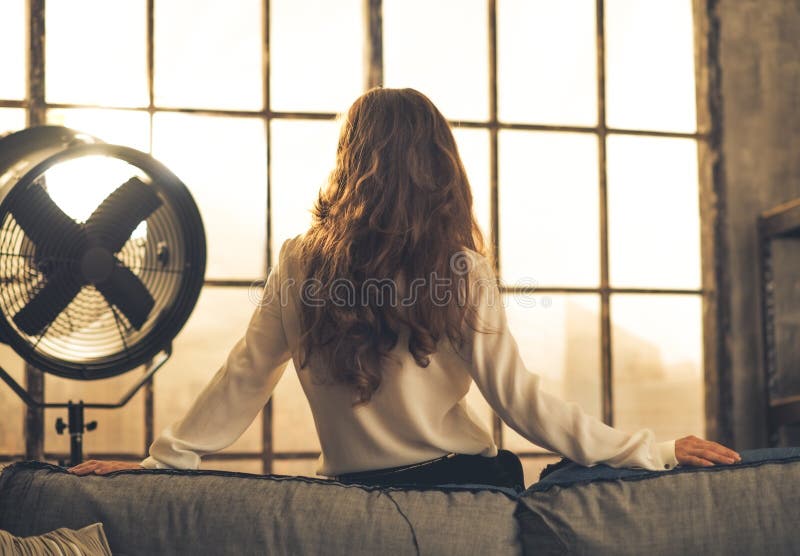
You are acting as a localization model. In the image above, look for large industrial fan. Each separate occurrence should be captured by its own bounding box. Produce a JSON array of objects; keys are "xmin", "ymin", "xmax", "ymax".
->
[{"xmin": 0, "ymin": 126, "xmax": 206, "ymax": 465}]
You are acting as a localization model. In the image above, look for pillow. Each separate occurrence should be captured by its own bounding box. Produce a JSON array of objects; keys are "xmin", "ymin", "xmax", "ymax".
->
[
  {"xmin": 0, "ymin": 523, "xmax": 111, "ymax": 556},
  {"xmin": 517, "ymin": 447, "xmax": 800, "ymax": 556}
]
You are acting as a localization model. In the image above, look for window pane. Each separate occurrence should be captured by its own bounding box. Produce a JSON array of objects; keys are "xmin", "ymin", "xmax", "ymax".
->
[
  {"xmin": 607, "ymin": 135, "xmax": 700, "ymax": 288},
  {"xmin": 0, "ymin": 1, "xmax": 26, "ymax": 100},
  {"xmin": 497, "ymin": 0, "xmax": 596, "ymax": 126},
  {"xmin": 611, "ymin": 294, "xmax": 704, "ymax": 440},
  {"xmin": 273, "ymin": 458, "xmax": 319, "ymax": 477},
  {"xmin": 155, "ymin": 0, "xmax": 263, "ymax": 110},
  {"xmin": 270, "ymin": 0, "xmax": 363, "ymax": 113},
  {"xmin": 45, "ymin": 371, "xmax": 144, "ymax": 455},
  {"xmin": 201, "ymin": 459, "xmax": 261, "ymax": 473},
  {"xmin": 0, "ymin": 108, "xmax": 26, "ymax": 135},
  {"xmin": 46, "ymin": 0, "xmax": 147, "ymax": 107},
  {"xmin": 605, "ymin": 0, "xmax": 697, "ymax": 132},
  {"xmin": 155, "ymin": 287, "xmax": 263, "ymax": 454},
  {"xmin": 0, "ymin": 346, "xmax": 25, "ymax": 454},
  {"xmin": 520, "ymin": 455, "xmax": 561, "ymax": 487},
  {"xmin": 499, "ymin": 131, "xmax": 599, "ymax": 287},
  {"xmin": 501, "ymin": 294, "xmax": 601, "ymax": 452},
  {"xmin": 47, "ymin": 109, "xmax": 150, "ymax": 152},
  {"xmin": 453, "ymin": 127, "xmax": 491, "ymax": 242},
  {"xmin": 153, "ymin": 113, "xmax": 267, "ymax": 279},
  {"xmin": 383, "ymin": 0, "xmax": 488, "ymax": 121},
  {"xmin": 273, "ymin": 363, "xmax": 320, "ymax": 453},
  {"xmin": 269, "ymin": 119, "xmax": 340, "ymax": 262}
]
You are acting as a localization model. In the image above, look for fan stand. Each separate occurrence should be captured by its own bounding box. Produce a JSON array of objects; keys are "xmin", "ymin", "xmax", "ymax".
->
[
  {"xmin": 54, "ymin": 401, "xmax": 97, "ymax": 467},
  {"xmin": 0, "ymin": 346, "xmax": 171, "ymax": 467}
]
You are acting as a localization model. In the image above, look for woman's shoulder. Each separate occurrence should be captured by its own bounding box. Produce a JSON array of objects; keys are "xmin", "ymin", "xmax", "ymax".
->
[
  {"xmin": 456, "ymin": 247, "xmax": 496, "ymax": 282},
  {"xmin": 277, "ymin": 233, "xmax": 306, "ymax": 260},
  {"xmin": 271, "ymin": 234, "xmax": 308, "ymax": 283}
]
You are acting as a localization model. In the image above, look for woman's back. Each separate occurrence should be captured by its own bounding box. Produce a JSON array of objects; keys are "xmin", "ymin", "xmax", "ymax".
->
[{"xmin": 278, "ymin": 236, "xmax": 497, "ymax": 476}]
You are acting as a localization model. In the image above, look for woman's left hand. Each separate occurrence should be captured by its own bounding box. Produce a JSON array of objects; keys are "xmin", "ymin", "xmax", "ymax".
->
[
  {"xmin": 67, "ymin": 460, "xmax": 144, "ymax": 476},
  {"xmin": 675, "ymin": 435, "xmax": 741, "ymax": 467}
]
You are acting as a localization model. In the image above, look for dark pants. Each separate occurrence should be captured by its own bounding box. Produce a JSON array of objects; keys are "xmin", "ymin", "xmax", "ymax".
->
[{"xmin": 335, "ymin": 450, "xmax": 525, "ymax": 491}]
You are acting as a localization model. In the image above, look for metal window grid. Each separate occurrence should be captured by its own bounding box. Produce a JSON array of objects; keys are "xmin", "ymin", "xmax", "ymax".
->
[{"xmin": 1, "ymin": 0, "xmax": 731, "ymax": 470}]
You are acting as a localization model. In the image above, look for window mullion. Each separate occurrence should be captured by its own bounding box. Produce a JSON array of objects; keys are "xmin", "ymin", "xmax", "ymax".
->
[
  {"xmin": 365, "ymin": 0, "xmax": 383, "ymax": 89},
  {"xmin": 596, "ymin": 0, "xmax": 614, "ymax": 427},
  {"xmin": 262, "ymin": 0, "xmax": 274, "ymax": 475}
]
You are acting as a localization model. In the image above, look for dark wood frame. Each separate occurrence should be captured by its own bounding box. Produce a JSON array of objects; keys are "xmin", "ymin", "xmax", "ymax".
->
[
  {"xmin": 1, "ymin": 0, "xmax": 730, "ymax": 468},
  {"xmin": 757, "ymin": 199, "xmax": 800, "ymax": 444}
]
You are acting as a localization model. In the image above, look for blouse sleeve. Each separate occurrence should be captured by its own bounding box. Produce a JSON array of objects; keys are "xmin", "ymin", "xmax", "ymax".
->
[
  {"xmin": 463, "ymin": 256, "xmax": 678, "ymax": 471},
  {"xmin": 140, "ymin": 244, "xmax": 292, "ymax": 470}
]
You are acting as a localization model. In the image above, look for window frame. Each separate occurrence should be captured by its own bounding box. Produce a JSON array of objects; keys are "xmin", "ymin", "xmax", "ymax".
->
[{"xmin": 3, "ymin": 0, "xmax": 730, "ymax": 470}]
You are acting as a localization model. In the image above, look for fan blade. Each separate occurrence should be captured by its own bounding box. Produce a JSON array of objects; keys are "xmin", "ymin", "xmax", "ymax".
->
[
  {"xmin": 95, "ymin": 262, "xmax": 155, "ymax": 330},
  {"xmin": 85, "ymin": 177, "xmax": 162, "ymax": 253},
  {"xmin": 13, "ymin": 267, "xmax": 83, "ymax": 336},
  {"xmin": 8, "ymin": 182, "xmax": 86, "ymax": 258}
]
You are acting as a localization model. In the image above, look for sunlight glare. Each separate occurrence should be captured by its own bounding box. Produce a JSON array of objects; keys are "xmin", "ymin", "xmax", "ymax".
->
[
  {"xmin": 269, "ymin": 119, "xmax": 341, "ymax": 263},
  {"xmin": 46, "ymin": 0, "xmax": 147, "ymax": 106},
  {"xmin": 605, "ymin": 0, "xmax": 697, "ymax": 132},
  {"xmin": 271, "ymin": 0, "xmax": 364, "ymax": 113},
  {"xmin": 0, "ymin": 0, "xmax": 26, "ymax": 100},
  {"xmin": 43, "ymin": 155, "xmax": 149, "ymax": 239},
  {"xmin": 383, "ymin": 0, "xmax": 489, "ymax": 121},
  {"xmin": 152, "ymin": 113, "xmax": 267, "ymax": 279},
  {"xmin": 453, "ymin": 128, "xmax": 491, "ymax": 242},
  {"xmin": 497, "ymin": 0, "xmax": 597, "ymax": 125},
  {"xmin": 607, "ymin": 135, "xmax": 701, "ymax": 289},
  {"xmin": 0, "ymin": 109, "xmax": 26, "ymax": 136},
  {"xmin": 155, "ymin": 0, "xmax": 263, "ymax": 110},
  {"xmin": 499, "ymin": 131, "xmax": 600, "ymax": 287},
  {"xmin": 47, "ymin": 108, "xmax": 151, "ymax": 153}
]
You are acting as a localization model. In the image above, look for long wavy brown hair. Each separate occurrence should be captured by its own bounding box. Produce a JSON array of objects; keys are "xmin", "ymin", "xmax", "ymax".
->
[{"xmin": 298, "ymin": 88, "xmax": 488, "ymax": 404}]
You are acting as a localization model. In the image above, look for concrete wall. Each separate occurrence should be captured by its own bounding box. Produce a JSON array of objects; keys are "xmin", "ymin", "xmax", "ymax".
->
[{"xmin": 719, "ymin": 0, "xmax": 800, "ymax": 448}]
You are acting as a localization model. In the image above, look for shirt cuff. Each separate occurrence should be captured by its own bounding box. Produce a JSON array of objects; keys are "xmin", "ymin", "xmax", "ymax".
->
[
  {"xmin": 657, "ymin": 440, "xmax": 679, "ymax": 470},
  {"xmin": 140, "ymin": 456, "xmax": 171, "ymax": 470}
]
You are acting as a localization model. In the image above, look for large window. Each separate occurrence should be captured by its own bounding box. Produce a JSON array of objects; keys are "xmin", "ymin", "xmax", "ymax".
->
[{"xmin": 0, "ymin": 0, "xmax": 707, "ymax": 483}]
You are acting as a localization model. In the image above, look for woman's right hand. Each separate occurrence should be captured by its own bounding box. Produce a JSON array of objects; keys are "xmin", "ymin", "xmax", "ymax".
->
[
  {"xmin": 675, "ymin": 435, "xmax": 741, "ymax": 467},
  {"xmin": 67, "ymin": 460, "xmax": 144, "ymax": 476}
]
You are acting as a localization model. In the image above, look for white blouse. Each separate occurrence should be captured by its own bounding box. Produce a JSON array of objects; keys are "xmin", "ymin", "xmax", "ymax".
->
[{"xmin": 141, "ymin": 236, "xmax": 679, "ymax": 476}]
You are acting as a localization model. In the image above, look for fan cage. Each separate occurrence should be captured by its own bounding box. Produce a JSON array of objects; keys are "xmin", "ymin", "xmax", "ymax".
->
[{"xmin": 0, "ymin": 137, "xmax": 206, "ymax": 380}]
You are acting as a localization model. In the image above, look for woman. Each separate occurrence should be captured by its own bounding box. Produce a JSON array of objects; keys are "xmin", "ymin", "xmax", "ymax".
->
[{"xmin": 69, "ymin": 88, "xmax": 740, "ymax": 489}]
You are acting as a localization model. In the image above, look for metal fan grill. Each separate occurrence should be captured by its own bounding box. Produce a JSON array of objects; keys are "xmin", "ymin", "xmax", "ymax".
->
[{"xmin": 0, "ymin": 126, "xmax": 206, "ymax": 464}]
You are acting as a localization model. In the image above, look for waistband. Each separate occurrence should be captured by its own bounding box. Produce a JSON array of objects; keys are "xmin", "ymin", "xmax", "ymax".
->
[{"xmin": 334, "ymin": 453, "xmax": 456, "ymax": 482}]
